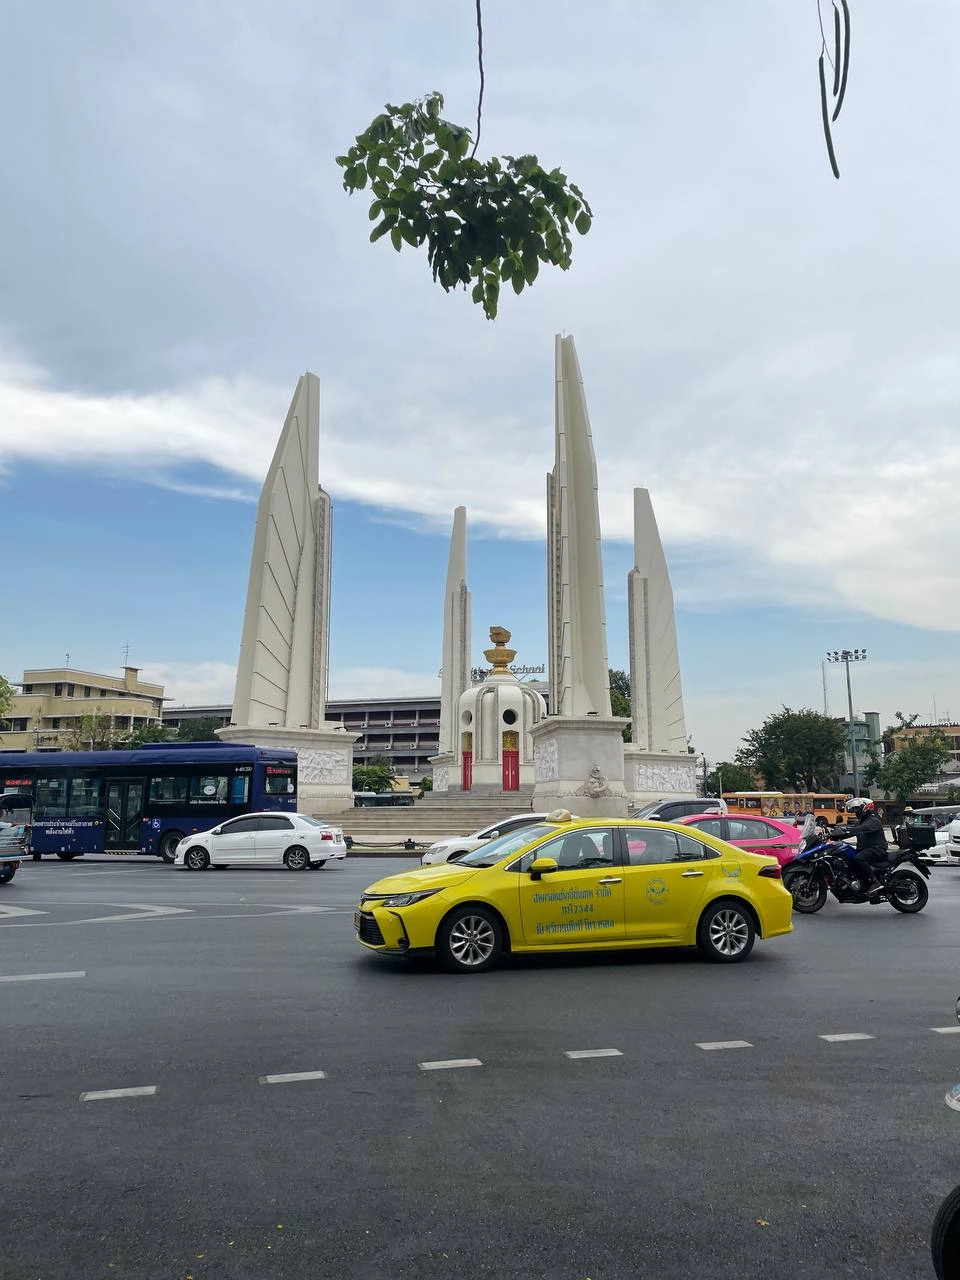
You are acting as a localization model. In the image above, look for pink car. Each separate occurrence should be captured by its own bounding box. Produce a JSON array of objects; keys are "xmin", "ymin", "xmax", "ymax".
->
[{"xmin": 674, "ymin": 813, "xmax": 801, "ymax": 866}]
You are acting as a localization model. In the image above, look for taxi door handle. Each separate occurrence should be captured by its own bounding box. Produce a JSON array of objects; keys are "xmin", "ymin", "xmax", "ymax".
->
[
  {"xmin": 598, "ymin": 876, "xmax": 622, "ymax": 884},
  {"xmin": 681, "ymin": 870, "xmax": 705, "ymax": 878}
]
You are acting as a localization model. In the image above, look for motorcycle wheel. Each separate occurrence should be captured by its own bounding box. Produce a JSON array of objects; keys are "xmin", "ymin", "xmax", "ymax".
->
[
  {"xmin": 782, "ymin": 866, "xmax": 827, "ymax": 914},
  {"xmin": 888, "ymin": 870, "xmax": 928, "ymax": 914},
  {"xmin": 931, "ymin": 1182, "xmax": 960, "ymax": 1279}
]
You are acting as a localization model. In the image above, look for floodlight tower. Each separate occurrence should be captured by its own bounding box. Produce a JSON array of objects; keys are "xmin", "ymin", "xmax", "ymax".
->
[{"xmin": 825, "ymin": 648, "xmax": 868, "ymax": 796}]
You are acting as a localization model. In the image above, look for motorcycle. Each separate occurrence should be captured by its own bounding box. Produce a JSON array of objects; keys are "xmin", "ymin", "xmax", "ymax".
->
[{"xmin": 781, "ymin": 833, "xmax": 930, "ymax": 914}]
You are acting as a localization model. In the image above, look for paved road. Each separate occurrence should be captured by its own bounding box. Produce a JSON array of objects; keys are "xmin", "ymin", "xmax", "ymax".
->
[{"xmin": 3, "ymin": 856, "xmax": 960, "ymax": 1279}]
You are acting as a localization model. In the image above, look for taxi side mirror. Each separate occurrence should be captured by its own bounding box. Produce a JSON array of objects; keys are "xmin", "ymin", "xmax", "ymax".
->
[{"xmin": 529, "ymin": 857, "xmax": 558, "ymax": 881}]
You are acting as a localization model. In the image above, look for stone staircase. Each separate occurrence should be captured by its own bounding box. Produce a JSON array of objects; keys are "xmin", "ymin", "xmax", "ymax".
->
[{"xmin": 340, "ymin": 796, "xmax": 537, "ymax": 850}]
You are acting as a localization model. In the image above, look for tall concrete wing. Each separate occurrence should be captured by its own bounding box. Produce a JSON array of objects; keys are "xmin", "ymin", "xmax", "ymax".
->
[
  {"xmin": 231, "ymin": 372, "xmax": 330, "ymax": 730},
  {"xmin": 628, "ymin": 487, "xmax": 687, "ymax": 752},
  {"xmin": 547, "ymin": 335, "xmax": 612, "ymax": 718},
  {"xmin": 437, "ymin": 507, "xmax": 471, "ymax": 756}
]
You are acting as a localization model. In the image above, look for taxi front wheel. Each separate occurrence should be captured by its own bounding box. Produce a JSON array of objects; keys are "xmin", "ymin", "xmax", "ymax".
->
[
  {"xmin": 696, "ymin": 900, "xmax": 755, "ymax": 963},
  {"xmin": 437, "ymin": 907, "xmax": 503, "ymax": 973}
]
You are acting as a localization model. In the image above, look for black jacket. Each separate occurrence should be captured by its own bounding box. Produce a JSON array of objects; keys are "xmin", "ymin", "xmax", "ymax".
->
[{"xmin": 842, "ymin": 812, "xmax": 887, "ymax": 856}]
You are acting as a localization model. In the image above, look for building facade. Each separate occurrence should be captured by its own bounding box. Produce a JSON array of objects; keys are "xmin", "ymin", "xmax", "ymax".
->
[{"xmin": 0, "ymin": 667, "xmax": 165, "ymax": 752}]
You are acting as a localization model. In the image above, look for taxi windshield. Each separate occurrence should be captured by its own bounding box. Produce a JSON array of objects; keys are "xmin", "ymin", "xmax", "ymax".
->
[{"xmin": 455, "ymin": 823, "xmax": 556, "ymax": 867}]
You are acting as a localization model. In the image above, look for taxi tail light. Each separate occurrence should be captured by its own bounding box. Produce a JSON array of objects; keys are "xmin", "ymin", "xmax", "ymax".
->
[
  {"xmin": 758, "ymin": 864, "xmax": 782, "ymax": 879},
  {"xmin": 319, "ymin": 832, "xmax": 334, "ymax": 841}
]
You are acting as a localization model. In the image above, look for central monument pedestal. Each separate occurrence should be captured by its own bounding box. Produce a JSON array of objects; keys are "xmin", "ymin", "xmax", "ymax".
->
[
  {"xmin": 530, "ymin": 718, "xmax": 630, "ymax": 818},
  {"xmin": 217, "ymin": 724, "xmax": 358, "ymax": 817}
]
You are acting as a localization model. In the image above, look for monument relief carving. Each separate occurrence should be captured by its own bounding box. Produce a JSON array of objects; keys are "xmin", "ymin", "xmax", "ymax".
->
[
  {"xmin": 299, "ymin": 748, "xmax": 350, "ymax": 786},
  {"xmin": 576, "ymin": 765, "xmax": 610, "ymax": 798},
  {"xmin": 633, "ymin": 761, "xmax": 697, "ymax": 793},
  {"xmin": 434, "ymin": 766, "xmax": 449, "ymax": 793},
  {"xmin": 534, "ymin": 738, "xmax": 559, "ymax": 782}
]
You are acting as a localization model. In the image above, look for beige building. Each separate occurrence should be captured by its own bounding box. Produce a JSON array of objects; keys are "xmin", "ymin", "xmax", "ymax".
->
[
  {"xmin": 892, "ymin": 722, "xmax": 960, "ymax": 765},
  {"xmin": 0, "ymin": 666, "xmax": 165, "ymax": 752}
]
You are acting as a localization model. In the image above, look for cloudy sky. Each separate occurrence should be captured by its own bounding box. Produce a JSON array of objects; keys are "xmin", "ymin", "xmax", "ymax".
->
[{"xmin": 1, "ymin": 0, "xmax": 958, "ymax": 763}]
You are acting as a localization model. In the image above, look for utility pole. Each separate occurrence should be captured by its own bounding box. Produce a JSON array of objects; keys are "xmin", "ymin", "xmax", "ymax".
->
[{"xmin": 826, "ymin": 649, "xmax": 867, "ymax": 796}]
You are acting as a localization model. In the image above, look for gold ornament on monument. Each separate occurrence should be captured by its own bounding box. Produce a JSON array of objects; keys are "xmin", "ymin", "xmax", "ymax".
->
[{"xmin": 484, "ymin": 626, "xmax": 517, "ymax": 673}]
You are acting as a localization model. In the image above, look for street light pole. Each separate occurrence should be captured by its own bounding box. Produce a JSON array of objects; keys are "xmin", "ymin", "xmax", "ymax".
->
[{"xmin": 825, "ymin": 648, "xmax": 868, "ymax": 796}]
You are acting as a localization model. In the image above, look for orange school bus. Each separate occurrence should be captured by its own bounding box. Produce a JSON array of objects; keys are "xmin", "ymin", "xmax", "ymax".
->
[{"xmin": 722, "ymin": 792, "xmax": 851, "ymax": 824}]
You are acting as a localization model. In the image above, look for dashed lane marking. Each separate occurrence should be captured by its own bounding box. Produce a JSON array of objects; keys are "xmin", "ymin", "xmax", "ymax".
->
[
  {"xmin": 259, "ymin": 1071, "xmax": 328, "ymax": 1084},
  {"xmin": 419, "ymin": 1058, "xmax": 483, "ymax": 1071},
  {"xmin": 0, "ymin": 970, "xmax": 85, "ymax": 983},
  {"xmin": 564, "ymin": 1049, "xmax": 623, "ymax": 1059},
  {"xmin": 77, "ymin": 903, "xmax": 194, "ymax": 924},
  {"xmin": 696, "ymin": 1040, "xmax": 753, "ymax": 1051},
  {"xmin": 80, "ymin": 1086, "xmax": 157, "ymax": 1102},
  {"xmin": 819, "ymin": 1033, "xmax": 875, "ymax": 1042},
  {"xmin": 933, "ymin": 1027, "xmax": 960, "ymax": 1035}
]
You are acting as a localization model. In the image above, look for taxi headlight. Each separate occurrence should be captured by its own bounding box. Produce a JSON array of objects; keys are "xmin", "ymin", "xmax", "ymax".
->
[{"xmin": 379, "ymin": 889, "xmax": 442, "ymax": 908}]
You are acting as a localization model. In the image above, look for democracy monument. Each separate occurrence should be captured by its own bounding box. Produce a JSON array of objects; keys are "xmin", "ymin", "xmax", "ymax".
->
[{"xmin": 219, "ymin": 339, "xmax": 696, "ymax": 815}]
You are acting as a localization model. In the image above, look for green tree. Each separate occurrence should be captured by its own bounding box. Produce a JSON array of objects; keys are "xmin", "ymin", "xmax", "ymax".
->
[
  {"xmin": 337, "ymin": 88, "xmax": 591, "ymax": 321},
  {"xmin": 0, "ymin": 674, "xmax": 15, "ymax": 732},
  {"xmin": 609, "ymin": 669, "xmax": 632, "ymax": 743},
  {"xmin": 353, "ymin": 764, "xmax": 395, "ymax": 794},
  {"xmin": 115, "ymin": 722, "xmax": 173, "ymax": 749},
  {"xmin": 864, "ymin": 730, "xmax": 952, "ymax": 810},
  {"xmin": 418, "ymin": 774, "xmax": 433, "ymax": 798},
  {"xmin": 61, "ymin": 711, "xmax": 119, "ymax": 751},
  {"xmin": 880, "ymin": 711, "xmax": 919, "ymax": 756},
  {"xmin": 704, "ymin": 761, "xmax": 756, "ymax": 797},
  {"xmin": 176, "ymin": 717, "xmax": 225, "ymax": 742},
  {"xmin": 735, "ymin": 708, "xmax": 847, "ymax": 791}
]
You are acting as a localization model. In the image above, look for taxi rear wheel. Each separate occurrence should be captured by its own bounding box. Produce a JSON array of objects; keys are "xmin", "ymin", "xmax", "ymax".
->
[
  {"xmin": 437, "ymin": 907, "xmax": 503, "ymax": 973},
  {"xmin": 696, "ymin": 899, "xmax": 755, "ymax": 963}
]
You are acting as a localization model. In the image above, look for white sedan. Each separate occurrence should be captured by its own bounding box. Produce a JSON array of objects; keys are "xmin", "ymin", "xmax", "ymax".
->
[
  {"xmin": 420, "ymin": 813, "xmax": 564, "ymax": 866},
  {"xmin": 175, "ymin": 812, "xmax": 347, "ymax": 871}
]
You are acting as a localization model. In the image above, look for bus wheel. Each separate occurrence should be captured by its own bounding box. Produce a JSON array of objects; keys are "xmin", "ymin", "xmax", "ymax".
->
[
  {"xmin": 158, "ymin": 831, "xmax": 184, "ymax": 864},
  {"xmin": 184, "ymin": 847, "xmax": 210, "ymax": 871},
  {"xmin": 284, "ymin": 846, "xmax": 310, "ymax": 871}
]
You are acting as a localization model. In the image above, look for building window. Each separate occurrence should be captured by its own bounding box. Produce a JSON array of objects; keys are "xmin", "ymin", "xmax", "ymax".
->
[
  {"xmin": 22, "ymin": 684, "xmax": 33, "ymax": 694},
  {"xmin": 66, "ymin": 684, "xmax": 75, "ymax": 697},
  {"xmin": 50, "ymin": 718, "xmax": 61, "ymax": 730},
  {"xmin": 84, "ymin": 686, "xmax": 91, "ymax": 697},
  {"xmin": 54, "ymin": 684, "xmax": 63, "ymax": 696}
]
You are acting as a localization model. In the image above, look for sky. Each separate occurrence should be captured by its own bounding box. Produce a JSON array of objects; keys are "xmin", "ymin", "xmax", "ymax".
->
[{"xmin": 1, "ymin": 0, "xmax": 959, "ymax": 764}]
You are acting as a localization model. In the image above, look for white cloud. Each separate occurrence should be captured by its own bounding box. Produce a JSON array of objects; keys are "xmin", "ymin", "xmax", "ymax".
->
[{"xmin": 140, "ymin": 661, "xmax": 237, "ymax": 708}]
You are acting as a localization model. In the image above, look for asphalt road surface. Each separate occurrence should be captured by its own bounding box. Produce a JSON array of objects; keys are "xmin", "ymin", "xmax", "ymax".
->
[{"xmin": 3, "ymin": 855, "xmax": 960, "ymax": 1280}]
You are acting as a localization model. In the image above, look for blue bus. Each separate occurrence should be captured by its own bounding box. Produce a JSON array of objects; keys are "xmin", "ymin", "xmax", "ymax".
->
[{"xmin": 0, "ymin": 742, "xmax": 297, "ymax": 862}]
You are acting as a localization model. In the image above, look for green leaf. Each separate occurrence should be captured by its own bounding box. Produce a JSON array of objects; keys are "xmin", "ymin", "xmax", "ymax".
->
[
  {"xmin": 370, "ymin": 216, "xmax": 397, "ymax": 242},
  {"xmin": 390, "ymin": 226, "xmax": 402, "ymax": 251},
  {"xmin": 368, "ymin": 201, "xmax": 383, "ymax": 221},
  {"xmin": 574, "ymin": 212, "xmax": 592, "ymax": 235}
]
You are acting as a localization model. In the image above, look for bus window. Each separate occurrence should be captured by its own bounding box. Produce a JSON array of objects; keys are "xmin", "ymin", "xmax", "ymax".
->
[
  {"xmin": 189, "ymin": 774, "xmax": 229, "ymax": 804},
  {"xmin": 149, "ymin": 775, "xmax": 189, "ymax": 804},
  {"xmin": 35, "ymin": 776, "xmax": 68, "ymax": 819},
  {"xmin": 229, "ymin": 774, "xmax": 251, "ymax": 805},
  {"xmin": 69, "ymin": 775, "xmax": 102, "ymax": 817},
  {"xmin": 264, "ymin": 768, "xmax": 296, "ymax": 796}
]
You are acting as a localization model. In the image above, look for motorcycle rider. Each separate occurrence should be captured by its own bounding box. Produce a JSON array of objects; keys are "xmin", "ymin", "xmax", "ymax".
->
[{"xmin": 839, "ymin": 797, "xmax": 888, "ymax": 895}]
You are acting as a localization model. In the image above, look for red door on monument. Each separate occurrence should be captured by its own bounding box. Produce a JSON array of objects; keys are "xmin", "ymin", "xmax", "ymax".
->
[
  {"xmin": 502, "ymin": 751, "xmax": 519, "ymax": 791},
  {"xmin": 461, "ymin": 750, "xmax": 473, "ymax": 791}
]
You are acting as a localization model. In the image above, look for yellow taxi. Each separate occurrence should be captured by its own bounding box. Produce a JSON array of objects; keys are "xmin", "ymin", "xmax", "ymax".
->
[{"xmin": 355, "ymin": 811, "xmax": 793, "ymax": 973}]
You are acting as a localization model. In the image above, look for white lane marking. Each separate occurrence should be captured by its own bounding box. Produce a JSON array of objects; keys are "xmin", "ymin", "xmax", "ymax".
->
[
  {"xmin": 419, "ymin": 1058, "xmax": 483, "ymax": 1071},
  {"xmin": 819, "ymin": 1033, "xmax": 874, "ymax": 1042},
  {"xmin": 80, "ymin": 1086, "xmax": 157, "ymax": 1101},
  {"xmin": 933, "ymin": 1027, "xmax": 960, "ymax": 1035},
  {"xmin": 696, "ymin": 1040, "xmax": 753, "ymax": 1050},
  {"xmin": 78, "ymin": 903, "xmax": 194, "ymax": 924},
  {"xmin": 259, "ymin": 1071, "xmax": 327, "ymax": 1084},
  {"xmin": 564, "ymin": 1048, "xmax": 623, "ymax": 1059},
  {"xmin": 0, "ymin": 904, "xmax": 48, "ymax": 919},
  {"xmin": 0, "ymin": 970, "xmax": 86, "ymax": 983}
]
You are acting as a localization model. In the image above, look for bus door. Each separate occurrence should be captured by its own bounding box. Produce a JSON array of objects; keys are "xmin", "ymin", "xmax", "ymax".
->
[{"xmin": 106, "ymin": 779, "xmax": 146, "ymax": 850}]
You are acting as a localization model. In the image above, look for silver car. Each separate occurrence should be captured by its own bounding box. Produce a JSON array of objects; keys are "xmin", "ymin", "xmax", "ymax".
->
[{"xmin": 175, "ymin": 812, "xmax": 347, "ymax": 871}]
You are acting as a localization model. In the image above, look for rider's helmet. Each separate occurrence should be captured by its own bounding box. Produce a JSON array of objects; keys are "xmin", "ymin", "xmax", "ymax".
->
[{"xmin": 847, "ymin": 797, "xmax": 875, "ymax": 815}]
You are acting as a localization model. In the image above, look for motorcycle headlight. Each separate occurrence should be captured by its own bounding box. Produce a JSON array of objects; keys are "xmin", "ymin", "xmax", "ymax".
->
[{"xmin": 378, "ymin": 889, "xmax": 442, "ymax": 908}]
